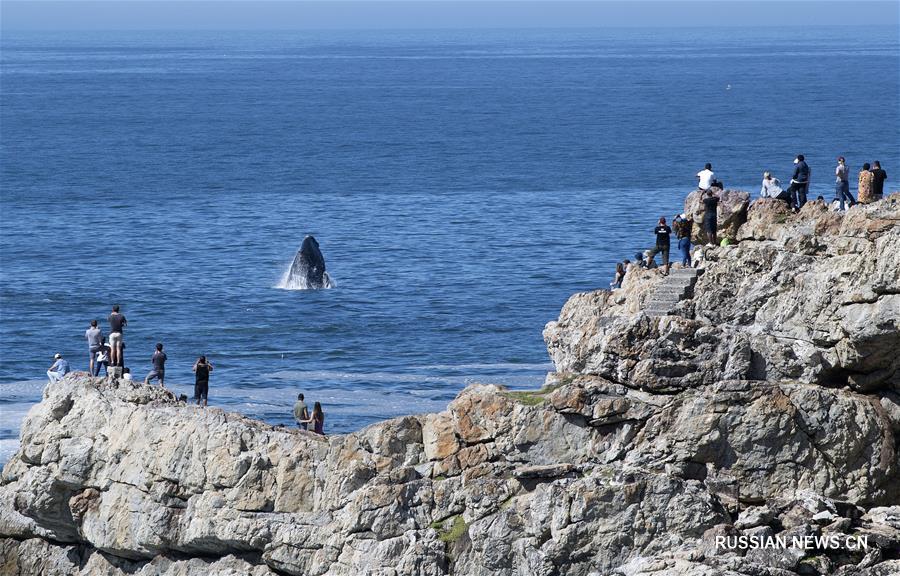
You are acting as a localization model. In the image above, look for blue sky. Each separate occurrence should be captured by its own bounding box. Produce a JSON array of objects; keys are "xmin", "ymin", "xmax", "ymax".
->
[{"xmin": 2, "ymin": 1, "xmax": 898, "ymax": 30}]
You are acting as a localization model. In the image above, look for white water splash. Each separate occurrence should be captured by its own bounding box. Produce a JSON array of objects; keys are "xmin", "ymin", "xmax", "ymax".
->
[{"xmin": 275, "ymin": 264, "xmax": 335, "ymax": 290}]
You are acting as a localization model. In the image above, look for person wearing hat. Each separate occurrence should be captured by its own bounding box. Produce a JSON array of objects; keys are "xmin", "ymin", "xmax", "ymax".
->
[{"xmin": 47, "ymin": 353, "xmax": 70, "ymax": 384}]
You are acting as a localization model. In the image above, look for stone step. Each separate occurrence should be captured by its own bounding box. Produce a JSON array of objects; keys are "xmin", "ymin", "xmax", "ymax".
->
[
  {"xmin": 661, "ymin": 276, "xmax": 696, "ymax": 285},
  {"xmin": 645, "ymin": 309, "xmax": 672, "ymax": 317},
  {"xmin": 668, "ymin": 268, "xmax": 699, "ymax": 277}
]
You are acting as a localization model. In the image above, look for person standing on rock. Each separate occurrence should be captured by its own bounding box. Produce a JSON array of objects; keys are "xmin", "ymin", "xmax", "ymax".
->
[
  {"xmin": 93, "ymin": 338, "xmax": 111, "ymax": 377},
  {"xmin": 701, "ymin": 189, "xmax": 719, "ymax": 246},
  {"xmin": 870, "ymin": 161, "xmax": 887, "ymax": 201},
  {"xmin": 833, "ymin": 157, "xmax": 856, "ymax": 211},
  {"xmin": 293, "ymin": 393, "xmax": 310, "ymax": 430},
  {"xmin": 84, "ymin": 320, "xmax": 103, "ymax": 376},
  {"xmin": 192, "ymin": 356, "xmax": 213, "ymax": 407},
  {"xmin": 107, "ymin": 305, "xmax": 127, "ymax": 368},
  {"xmin": 675, "ymin": 213, "xmax": 692, "ymax": 268},
  {"xmin": 47, "ymin": 353, "xmax": 70, "ymax": 384},
  {"xmin": 650, "ymin": 217, "xmax": 672, "ymax": 275},
  {"xmin": 306, "ymin": 402, "xmax": 325, "ymax": 435},
  {"xmin": 611, "ymin": 262, "xmax": 626, "ymax": 289},
  {"xmin": 144, "ymin": 343, "xmax": 167, "ymax": 387},
  {"xmin": 787, "ymin": 154, "xmax": 810, "ymax": 211},
  {"xmin": 858, "ymin": 163, "xmax": 875, "ymax": 204}
]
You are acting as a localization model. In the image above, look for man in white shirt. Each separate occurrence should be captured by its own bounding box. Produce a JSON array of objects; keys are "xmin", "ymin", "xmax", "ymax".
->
[{"xmin": 697, "ymin": 163, "xmax": 715, "ymax": 190}]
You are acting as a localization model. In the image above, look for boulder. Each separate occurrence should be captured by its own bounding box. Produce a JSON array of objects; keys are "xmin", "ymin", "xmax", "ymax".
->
[{"xmin": 685, "ymin": 188, "xmax": 751, "ymax": 243}]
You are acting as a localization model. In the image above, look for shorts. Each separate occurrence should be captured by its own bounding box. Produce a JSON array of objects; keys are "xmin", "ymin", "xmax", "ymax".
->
[
  {"xmin": 194, "ymin": 381, "xmax": 209, "ymax": 400},
  {"xmin": 146, "ymin": 369, "xmax": 165, "ymax": 383},
  {"xmin": 109, "ymin": 332, "xmax": 123, "ymax": 346},
  {"xmin": 656, "ymin": 246, "xmax": 670, "ymax": 266},
  {"xmin": 703, "ymin": 219, "xmax": 717, "ymax": 234}
]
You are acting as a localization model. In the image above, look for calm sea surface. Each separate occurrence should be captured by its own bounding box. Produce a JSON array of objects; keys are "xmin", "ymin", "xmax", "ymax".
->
[{"xmin": 1, "ymin": 27, "xmax": 898, "ymax": 462}]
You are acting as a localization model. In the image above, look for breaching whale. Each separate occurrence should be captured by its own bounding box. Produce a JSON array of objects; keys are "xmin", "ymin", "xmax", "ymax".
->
[{"xmin": 282, "ymin": 235, "xmax": 334, "ymax": 290}]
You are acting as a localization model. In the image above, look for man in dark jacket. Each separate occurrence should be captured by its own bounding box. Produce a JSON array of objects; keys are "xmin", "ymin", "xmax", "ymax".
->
[{"xmin": 787, "ymin": 154, "xmax": 811, "ymax": 210}]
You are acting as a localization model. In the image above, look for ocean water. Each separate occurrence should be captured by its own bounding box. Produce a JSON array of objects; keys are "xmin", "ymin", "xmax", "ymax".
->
[{"xmin": 1, "ymin": 27, "xmax": 898, "ymax": 463}]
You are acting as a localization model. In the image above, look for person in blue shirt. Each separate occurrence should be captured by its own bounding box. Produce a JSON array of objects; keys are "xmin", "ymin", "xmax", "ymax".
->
[{"xmin": 47, "ymin": 353, "xmax": 70, "ymax": 384}]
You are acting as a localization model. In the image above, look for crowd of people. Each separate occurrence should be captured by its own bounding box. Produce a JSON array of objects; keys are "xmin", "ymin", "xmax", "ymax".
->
[
  {"xmin": 758, "ymin": 155, "xmax": 887, "ymax": 211},
  {"xmin": 610, "ymin": 155, "xmax": 889, "ymax": 288},
  {"xmin": 45, "ymin": 304, "xmax": 326, "ymax": 435}
]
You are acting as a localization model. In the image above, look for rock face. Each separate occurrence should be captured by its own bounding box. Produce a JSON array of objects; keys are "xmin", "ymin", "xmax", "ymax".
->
[
  {"xmin": 685, "ymin": 188, "xmax": 751, "ymax": 243},
  {"xmin": 2, "ymin": 196, "xmax": 899, "ymax": 576}
]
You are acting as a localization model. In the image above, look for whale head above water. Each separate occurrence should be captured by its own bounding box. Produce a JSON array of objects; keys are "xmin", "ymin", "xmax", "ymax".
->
[{"xmin": 284, "ymin": 235, "xmax": 334, "ymax": 290}]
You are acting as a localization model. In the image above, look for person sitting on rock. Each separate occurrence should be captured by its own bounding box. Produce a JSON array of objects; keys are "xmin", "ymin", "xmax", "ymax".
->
[
  {"xmin": 634, "ymin": 252, "xmax": 648, "ymax": 269},
  {"xmin": 701, "ymin": 189, "xmax": 719, "ymax": 246},
  {"xmin": 760, "ymin": 172, "xmax": 791, "ymax": 205},
  {"xmin": 611, "ymin": 262, "xmax": 626, "ymax": 289},
  {"xmin": 642, "ymin": 249, "xmax": 658, "ymax": 269},
  {"xmin": 47, "ymin": 353, "xmax": 70, "ymax": 384},
  {"xmin": 696, "ymin": 163, "xmax": 716, "ymax": 191}
]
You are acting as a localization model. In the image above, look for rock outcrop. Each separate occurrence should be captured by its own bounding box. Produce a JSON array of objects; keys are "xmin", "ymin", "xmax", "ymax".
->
[
  {"xmin": 2, "ymin": 196, "xmax": 899, "ymax": 576},
  {"xmin": 685, "ymin": 188, "xmax": 751, "ymax": 243}
]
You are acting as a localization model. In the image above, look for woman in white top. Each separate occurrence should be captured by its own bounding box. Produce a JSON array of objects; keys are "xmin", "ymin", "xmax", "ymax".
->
[{"xmin": 760, "ymin": 172, "xmax": 790, "ymax": 205}]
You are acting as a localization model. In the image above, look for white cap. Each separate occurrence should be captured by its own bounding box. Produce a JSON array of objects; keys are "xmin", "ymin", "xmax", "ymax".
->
[{"xmin": 54, "ymin": 353, "xmax": 61, "ymax": 359}]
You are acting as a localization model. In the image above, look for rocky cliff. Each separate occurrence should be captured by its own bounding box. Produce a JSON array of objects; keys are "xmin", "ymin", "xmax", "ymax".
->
[{"xmin": 2, "ymin": 196, "xmax": 899, "ymax": 576}]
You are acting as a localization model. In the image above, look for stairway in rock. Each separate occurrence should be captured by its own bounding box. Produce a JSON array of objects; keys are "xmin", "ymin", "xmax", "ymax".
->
[{"xmin": 643, "ymin": 267, "xmax": 702, "ymax": 317}]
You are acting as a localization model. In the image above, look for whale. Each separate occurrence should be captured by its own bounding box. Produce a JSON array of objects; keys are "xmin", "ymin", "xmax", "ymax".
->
[{"xmin": 284, "ymin": 235, "xmax": 334, "ymax": 289}]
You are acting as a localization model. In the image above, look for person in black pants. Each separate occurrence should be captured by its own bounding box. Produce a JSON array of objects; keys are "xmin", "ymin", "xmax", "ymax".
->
[
  {"xmin": 649, "ymin": 217, "xmax": 672, "ymax": 275},
  {"xmin": 787, "ymin": 154, "xmax": 811, "ymax": 210},
  {"xmin": 193, "ymin": 355, "xmax": 213, "ymax": 407},
  {"xmin": 702, "ymin": 189, "xmax": 719, "ymax": 246},
  {"xmin": 870, "ymin": 161, "xmax": 887, "ymax": 201}
]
